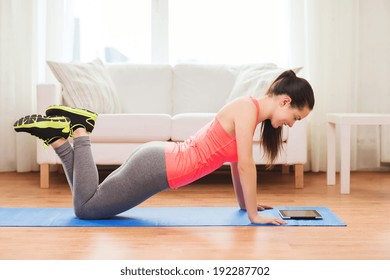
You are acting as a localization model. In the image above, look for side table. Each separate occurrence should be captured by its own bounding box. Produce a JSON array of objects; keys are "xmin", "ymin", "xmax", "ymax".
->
[{"xmin": 327, "ymin": 113, "xmax": 390, "ymax": 194}]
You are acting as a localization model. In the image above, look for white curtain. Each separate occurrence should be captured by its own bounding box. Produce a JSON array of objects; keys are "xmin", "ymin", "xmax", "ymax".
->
[
  {"xmin": 0, "ymin": 0, "xmax": 73, "ymax": 172},
  {"xmin": 290, "ymin": 0, "xmax": 390, "ymax": 172},
  {"xmin": 1, "ymin": 0, "xmax": 389, "ymax": 173}
]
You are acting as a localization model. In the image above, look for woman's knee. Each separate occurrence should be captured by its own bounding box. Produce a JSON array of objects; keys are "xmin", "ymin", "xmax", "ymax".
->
[{"xmin": 74, "ymin": 205, "xmax": 102, "ymax": 220}]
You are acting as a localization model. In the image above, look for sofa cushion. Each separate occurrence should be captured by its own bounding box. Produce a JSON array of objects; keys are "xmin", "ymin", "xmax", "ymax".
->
[
  {"xmin": 252, "ymin": 143, "xmax": 287, "ymax": 164},
  {"xmin": 91, "ymin": 143, "xmax": 146, "ymax": 165},
  {"xmin": 106, "ymin": 64, "xmax": 172, "ymax": 114},
  {"xmin": 91, "ymin": 114, "xmax": 171, "ymax": 142},
  {"xmin": 47, "ymin": 59, "xmax": 122, "ymax": 113},
  {"xmin": 226, "ymin": 65, "xmax": 302, "ymax": 103},
  {"xmin": 172, "ymin": 64, "xmax": 237, "ymax": 114},
  {"xmin": 171, "ymin": 113, "xmax": 216, "ymax": 141}
]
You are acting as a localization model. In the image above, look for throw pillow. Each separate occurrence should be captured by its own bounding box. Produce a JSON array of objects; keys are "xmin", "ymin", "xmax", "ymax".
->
[
  {"xmin": 226, "ymin": 65, "xmax": 302, "ymax": 103},
  {"xmin": 47, "ymin": 59, "xmax": 122, "ymax": 113}
]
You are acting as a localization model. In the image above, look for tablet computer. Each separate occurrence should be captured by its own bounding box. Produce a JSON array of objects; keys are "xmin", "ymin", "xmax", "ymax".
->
[{"xmin": 278, "ymin": 209, "xmax": 322, "ymax": 220}]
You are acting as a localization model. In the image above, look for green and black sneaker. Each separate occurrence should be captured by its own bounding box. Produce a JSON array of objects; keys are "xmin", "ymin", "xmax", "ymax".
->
[
  {"xmin": 13, "ymin": 114, "xmax": 71, "ymax": 145},
  {"xmin": 45, "ymin": 105, "xmax": 98, "ymax": 134}
]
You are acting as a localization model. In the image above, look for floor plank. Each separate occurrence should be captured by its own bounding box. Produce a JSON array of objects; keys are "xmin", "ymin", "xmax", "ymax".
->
[{"xmin": 0, "ymin": 170, "xmax": 389, "ymax": 260}]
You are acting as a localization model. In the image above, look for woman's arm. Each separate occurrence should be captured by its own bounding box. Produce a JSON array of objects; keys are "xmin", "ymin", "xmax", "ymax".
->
[
  {"xmin": 230, "ymin": 162, "xmax": 273, "ymax": 211},
  {"xmin": 230, "ymin": 162, "xmax": 246, "ymax": 210},
  {"xmin": 237, "ymin": 159, "xmax": 286, "ymax": 225},
  {"xmin": 233, "ymin": 100, "xmax": 286, "ymax": 225}
]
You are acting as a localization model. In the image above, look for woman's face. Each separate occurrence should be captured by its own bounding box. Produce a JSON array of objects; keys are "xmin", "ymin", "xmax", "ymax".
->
[{"xmin": 271, "ymin": 96, "xmax": 311, "ymax": 128}]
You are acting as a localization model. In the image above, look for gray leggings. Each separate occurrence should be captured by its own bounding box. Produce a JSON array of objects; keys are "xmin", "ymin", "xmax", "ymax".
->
[{"xmin": 55, "ymin": 137, "xmax": 170, "ymax": 219}]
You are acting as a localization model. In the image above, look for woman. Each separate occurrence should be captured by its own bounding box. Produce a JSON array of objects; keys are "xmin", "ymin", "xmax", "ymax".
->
[{"xmin": 14, "ymin": 70, "xmax": 314, "ymax": 225}]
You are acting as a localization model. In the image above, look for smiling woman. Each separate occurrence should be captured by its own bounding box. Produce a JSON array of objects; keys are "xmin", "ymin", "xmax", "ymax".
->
[
  {"xmin": 259, "ymin": 70, "xmax": 314, "ymax": 164},
  {"xmin": 13, "ymin": 69, "xmax": 314, "ymax": 224}
]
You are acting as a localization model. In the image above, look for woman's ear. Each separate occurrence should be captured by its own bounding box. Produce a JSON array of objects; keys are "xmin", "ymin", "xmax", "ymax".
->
[{"xmin": 280, "ymin": 95, "xmax": 292, "ymax": 106}]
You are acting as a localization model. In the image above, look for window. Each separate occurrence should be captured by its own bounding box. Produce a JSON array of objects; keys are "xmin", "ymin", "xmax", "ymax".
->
[
  {"xmin": 169, "ymin": 0, "xmax": 288, "ymax": 65},
  {"xmin": 73, "ymin": 0, "xmax": 289, "ymax": 65},
  {"xmin": 73, "ymin": 0, "xmax": 151, "ymax": 63}
]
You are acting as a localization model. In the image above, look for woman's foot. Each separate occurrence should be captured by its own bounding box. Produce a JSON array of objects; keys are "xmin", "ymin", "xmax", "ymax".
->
[
  {"xmin": 13, "ymin": 114, "xmax": 70, "ymax": 145},
  {"xmin": 45, "ymin": 105, "xmax": 98, "ymax": 135}
]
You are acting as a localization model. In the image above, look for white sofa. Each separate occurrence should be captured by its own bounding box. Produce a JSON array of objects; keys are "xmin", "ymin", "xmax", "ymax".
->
[{"xmin": 36, "ymin": 63, "xmax": 308, "ymax": 189}]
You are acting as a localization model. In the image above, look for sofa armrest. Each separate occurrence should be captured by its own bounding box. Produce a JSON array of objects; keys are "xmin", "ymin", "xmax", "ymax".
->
[
  {"xmin": 286, "ymin": 118, "xmax": 308, "ymax": 164},
  {"xmin": 37, "ymin": 84, "xmax": 62, "ymax": 114}
]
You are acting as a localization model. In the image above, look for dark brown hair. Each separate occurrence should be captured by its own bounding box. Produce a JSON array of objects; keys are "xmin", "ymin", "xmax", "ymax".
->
[{"xmin": 261, "ymin": 70, "xmax": 315, "ymax": 166}]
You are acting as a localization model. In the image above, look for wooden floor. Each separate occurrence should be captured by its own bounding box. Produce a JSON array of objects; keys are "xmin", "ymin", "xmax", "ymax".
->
[{"xmin": 0, "ymin": 169, "xmax": 389, "ymax": 260}]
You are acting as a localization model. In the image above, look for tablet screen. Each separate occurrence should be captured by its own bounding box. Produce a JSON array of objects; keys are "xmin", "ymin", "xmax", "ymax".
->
[{"xmin": 278, "ymin": 210, "xmax": 322, "ymax": 219}]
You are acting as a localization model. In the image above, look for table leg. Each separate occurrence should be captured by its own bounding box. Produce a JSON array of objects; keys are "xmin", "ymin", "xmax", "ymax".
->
[
  {"xmin": 340, "ymin": 124, "xmax": 351, "ymax": 194},
  {"xmin": 327, "ymin": 122, "xmax": 336, "ymax": 185}
]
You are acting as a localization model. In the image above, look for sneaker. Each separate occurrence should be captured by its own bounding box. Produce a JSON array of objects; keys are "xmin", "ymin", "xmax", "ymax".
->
[
  {"xmin": 13, "ymin": 114, "xmax": 70, "ymax": 145},
  {"xmin": 45, "ymin": 105, "xmax": 98, "ymax": 134}
]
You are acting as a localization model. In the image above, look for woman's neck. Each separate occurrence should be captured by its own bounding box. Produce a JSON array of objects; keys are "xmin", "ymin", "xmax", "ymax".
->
[{"xmin": 257, "ymin": 95, "xmax": 278, "ymax": 122}]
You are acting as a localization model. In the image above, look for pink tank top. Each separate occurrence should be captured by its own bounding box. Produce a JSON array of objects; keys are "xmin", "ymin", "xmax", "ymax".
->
[{"xmin": 165, "ymin": 97, "xmax": 259, "ymax": 189}]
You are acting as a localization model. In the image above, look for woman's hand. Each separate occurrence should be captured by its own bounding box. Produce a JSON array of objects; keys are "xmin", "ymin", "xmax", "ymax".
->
[
  {"xmin": 240, "ymin": 203, "xmax": 274, "ymax": 211},
  {"xmin": 250, "ymin": 214, "xmax": 287, "ymax": 225},
  {"xmin": 257, "ymin": 204, "xmax": 273, "ymax": 211}
]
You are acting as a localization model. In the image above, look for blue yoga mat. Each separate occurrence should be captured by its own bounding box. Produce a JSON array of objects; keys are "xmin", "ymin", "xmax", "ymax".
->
[{"xmin": 0, "ymin": 206, "xmax": 346, "ymax": 227}]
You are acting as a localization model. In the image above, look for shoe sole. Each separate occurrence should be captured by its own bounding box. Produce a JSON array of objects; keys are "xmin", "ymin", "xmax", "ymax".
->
[
  {"xmin": 46, "ymin": 106, "xmax": 97, "ymax": 120},
  {"xmin": 46, "ymin": 106, "xmax": 97, "ymax": 131},
  {"xmin": 14, "ymin": 115, "xmax": 70, "ymax": 133},
  {"xmin": 14, "ymin": 115, "xmax": 70, "ymax": 145}
]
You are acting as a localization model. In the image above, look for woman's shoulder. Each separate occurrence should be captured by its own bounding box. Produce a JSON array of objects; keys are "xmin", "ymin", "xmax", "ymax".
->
[
  {"xmin": 227, "ymin": 96, "xmax": 258, "ymax": 113},
  {"xmin": 224, "ymin": 96, "xmax": 256, "ymax": 110},
  {"xmin": 218, "ymin": 97, "xmax": 258, "ymax": 125}
]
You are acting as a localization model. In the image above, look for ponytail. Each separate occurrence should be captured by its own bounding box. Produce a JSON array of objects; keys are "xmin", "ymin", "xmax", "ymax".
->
[{"xmin": 261, "ymin": 119, "xmax": 282, "ymax": 167}]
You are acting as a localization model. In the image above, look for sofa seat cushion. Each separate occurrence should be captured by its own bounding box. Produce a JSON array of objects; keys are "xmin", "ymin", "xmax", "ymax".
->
[
  {"xmin": 90, "ymin": 143, "xmax": 146, "ymax": 165},
  {"xmin": 91, "ymin": 114, "xmax": 171, "ymax": 142},
  {"xmin": 171, "ymin": 113, "xmax": 216, "ymax": 141},
  {"xmin": 252, "ymin": 142, "xmax": 287, "ymax": 164}
]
